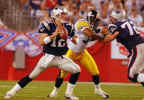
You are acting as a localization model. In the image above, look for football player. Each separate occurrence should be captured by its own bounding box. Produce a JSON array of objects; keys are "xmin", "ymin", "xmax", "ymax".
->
[
  {"xmin": 48, "ymin": 10, "xmax": 109, "ymax": 100},
  {"xmin": 4, "ymin": 8, "xmax": 81, "ymax": 99},
  {"xmin": 103, "ymin": 10, "xmax": 144, "ymax": 85}
]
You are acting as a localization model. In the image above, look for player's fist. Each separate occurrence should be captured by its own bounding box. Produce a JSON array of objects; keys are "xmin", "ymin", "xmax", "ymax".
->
[{"xmin": 101, "ymin": 26, "xmax": 109, "ymax": 35}]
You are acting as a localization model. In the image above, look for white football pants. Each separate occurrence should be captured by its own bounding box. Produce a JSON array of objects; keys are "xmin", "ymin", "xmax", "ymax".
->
[
  {"xmin": 129, "ymin": 43, "xmax": 144, "ymax": 79},
  {"xmin": 29, "ymin": 53, "xmax": 81, "ymax": 79}
]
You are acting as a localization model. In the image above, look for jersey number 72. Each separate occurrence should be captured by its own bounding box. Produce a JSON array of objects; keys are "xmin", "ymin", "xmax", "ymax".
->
[{"xmin": 121, "ymin": 21, "xmax": 137, "ymax": 36}]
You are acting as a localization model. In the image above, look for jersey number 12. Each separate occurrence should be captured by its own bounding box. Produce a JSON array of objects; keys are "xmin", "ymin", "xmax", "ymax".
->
[{"xmin": 51, "ymin": 38, "xmax": 66, "ymax": 47}]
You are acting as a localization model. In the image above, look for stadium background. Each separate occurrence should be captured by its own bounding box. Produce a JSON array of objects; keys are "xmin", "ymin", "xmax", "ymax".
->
[{"xmin": 1, "ymin": 0, "xmax": 144, "ymax": 83}]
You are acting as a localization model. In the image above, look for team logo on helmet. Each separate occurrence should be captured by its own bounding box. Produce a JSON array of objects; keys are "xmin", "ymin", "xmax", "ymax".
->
[
  {"xmin": 111, "ymin": 10, "xmax": 126, "ymax": 21},
  {"xmin": 87, "ymin": 10, "xmax": 98, "ymax": 24}
]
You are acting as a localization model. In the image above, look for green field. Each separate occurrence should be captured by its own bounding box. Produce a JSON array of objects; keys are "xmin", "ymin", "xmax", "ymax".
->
[{"xmin": 0, "ymin": 81, "xmax": 144, "ymax": 100}]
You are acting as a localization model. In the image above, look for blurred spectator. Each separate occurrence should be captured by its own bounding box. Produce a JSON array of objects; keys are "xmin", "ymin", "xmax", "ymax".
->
[
  {"xmin": 125, "ymin": 0, "xmax": 142, "ymax": 15},
  {"xmin": 66, "ymin": 0, "xmax": 74, "ymax": 16},
  {"xmin": 99, "ymin": 1, "xmax": 110, "ymax": 25},
  {"xmin": 140, "ymin": 6, "xmax": 144, "ymax": 27},
  {"xmin": 79, "ymin": 0, "xmax": 96, "ymax": 18},
  {"xmin": 73, "ymin": 0, "xmax": 81, "ymax": 9},
  {"xmin": 61, "ymin": 0, "xmax": 69, "ymax": 9},
  {"xmin": 29, "ymin": 0, "xmax": 43, "ymax": 10},
  {"xmin": 128, "ymin": 3, "xmax": 143, "ymax": 27},
  {"xmin": 41, "ymin": 0, "xmax": 59, "ymax": 16},
  {"xmin": 138, "ymin": 0, "xmax": 144, "ymax": 11},
  {"xmin": 19, "ymin": 0, "xmax": 29, "ymax": 8},
  {"xmin": 70, "ymin": 6, "xmax": 80, "ymax": 23},
  {"xmin": 109, "ymin": 0, "xmax": 124, "ymax": 12},
  {"xmin": 60, "ymin": 0, "xmax": 75, "ymax": 23},
  {"xmin": 85, "ymin": 0, "xmax": 96, "ymax": 11},
  {"xmin": 41, "ymin": 0, "xmax": 57, "ymax": 9},
  {"xmin": 0, "ymin": 17, "xmax": 6, "ymax": 29},
  {"xmin": 18, "ymin": 0, "xmax": 144, "ymax": 29},
  {"xmin": 24, "ymin": 0, "xmax": 44, "ymax": 17},
  {"xmin": 91, "ymin": 0, "xmax": 104, "ymax": 11},
  {"xmin": 79, "ymin": 1, "xmax": 88, "ymax": 18}
]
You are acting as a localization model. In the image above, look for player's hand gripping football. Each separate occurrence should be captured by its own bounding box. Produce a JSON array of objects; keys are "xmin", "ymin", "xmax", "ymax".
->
[
  {"xmin": 55, "ymin": 19, "xmax": 68, "ymax": 39},
  {"xmin": 49, "ymin": 19, "xmax": 63, "ymax": 39}
]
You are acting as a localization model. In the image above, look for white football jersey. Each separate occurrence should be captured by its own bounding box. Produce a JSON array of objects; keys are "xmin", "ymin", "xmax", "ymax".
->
[{"xmin": 68, "ymin": 19, "xmax": 91, "ymax": 53}]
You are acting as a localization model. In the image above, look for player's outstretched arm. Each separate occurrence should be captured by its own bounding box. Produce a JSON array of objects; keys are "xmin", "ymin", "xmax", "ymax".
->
[
  {"xmin": 91, "ymin": 33, "xmax": 105, "ymax": 41},
  {"xmin": 82, "ymin": 28, "xmax": 93, "ymax": 37},
  {"xmin": 103, "ymin": 31, "xmax": 119, "ymax": 42}
]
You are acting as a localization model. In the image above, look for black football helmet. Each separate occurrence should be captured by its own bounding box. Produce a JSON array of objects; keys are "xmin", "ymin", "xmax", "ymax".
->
[{"xmin": 87, "ymin": 10, "xmax": 98, "ymax": 24}]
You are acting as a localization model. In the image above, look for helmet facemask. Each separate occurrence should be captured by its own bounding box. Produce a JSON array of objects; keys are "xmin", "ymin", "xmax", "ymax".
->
[
  {"xmin": 87, "ymin": 10, "xmax": 97, "ymax": 24},
  {"xmin": 52, "ymin": 8, "xmax": 69, "ymax": 23},
  {"xmin": 51, "ymin": 8, "xmax": 63, "ymax": 22}
]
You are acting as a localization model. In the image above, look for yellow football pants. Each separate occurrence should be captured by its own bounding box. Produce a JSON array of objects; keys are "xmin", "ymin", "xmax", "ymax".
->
[{"xmin": 60, "ymin": 49, "xmax": 100, "ymax": 78}]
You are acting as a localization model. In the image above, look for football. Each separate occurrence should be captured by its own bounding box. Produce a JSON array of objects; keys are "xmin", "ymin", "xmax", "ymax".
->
[{"xmin": 59, "ymin": 32, "xmax": 68, "ymax": 40}]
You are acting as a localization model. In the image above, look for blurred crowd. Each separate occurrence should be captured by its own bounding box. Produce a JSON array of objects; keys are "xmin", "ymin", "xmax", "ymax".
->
[{"xmin": 1, "ymin": 0, "xmax": 144, "ymax": 29}]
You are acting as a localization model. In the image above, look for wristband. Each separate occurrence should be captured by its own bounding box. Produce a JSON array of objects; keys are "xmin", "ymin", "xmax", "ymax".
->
[{"xmin": 43, "ymin": 36, "xmax": 51, "ymax": 44}]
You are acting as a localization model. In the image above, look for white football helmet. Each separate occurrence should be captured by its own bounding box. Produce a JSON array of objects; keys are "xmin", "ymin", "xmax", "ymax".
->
[
  {"xmin": 51, "ymin": 8, "xmax": 63, "ymax": 18},
  {"xmin": 110, "ymin": 10, "xmax": 126, "ymax": 21},
  {"xmin": 51, "ymin": 8, "xmax": 69, "ymax": 23}
]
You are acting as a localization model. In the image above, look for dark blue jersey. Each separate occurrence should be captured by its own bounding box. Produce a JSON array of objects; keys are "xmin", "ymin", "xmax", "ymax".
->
[
  {"xmin": 109, "ymin": 20, "xmax": 144, "ymax": 52},
  {"xmin": 38, "ymin": 20, "xmax": 74, "ymax": 56}
]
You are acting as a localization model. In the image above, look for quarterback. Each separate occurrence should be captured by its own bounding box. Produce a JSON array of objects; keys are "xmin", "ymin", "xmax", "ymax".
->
[{"xmin": 4, "ymin": 8, "xmax": 80, "ymax": 99}]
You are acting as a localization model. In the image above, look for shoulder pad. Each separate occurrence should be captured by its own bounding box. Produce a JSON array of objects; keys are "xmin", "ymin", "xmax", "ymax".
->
[
  {"xmin": 64, "ymin": 23, "xmax": 73, "ymax": 29},
  {"xmin": 64, "ymin": 23, "xmax": 75, "ymax": 37},
  {"xmin": 108, "ymin": 24, "xmax": 118, "ymax": 34},
  {"xmin": 40, "ymin": 20, "xmax": 51, "ymax": 30},
  {"xmin": 38, "ymin": 19, "xmax": 54, "ymax": 33}
]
